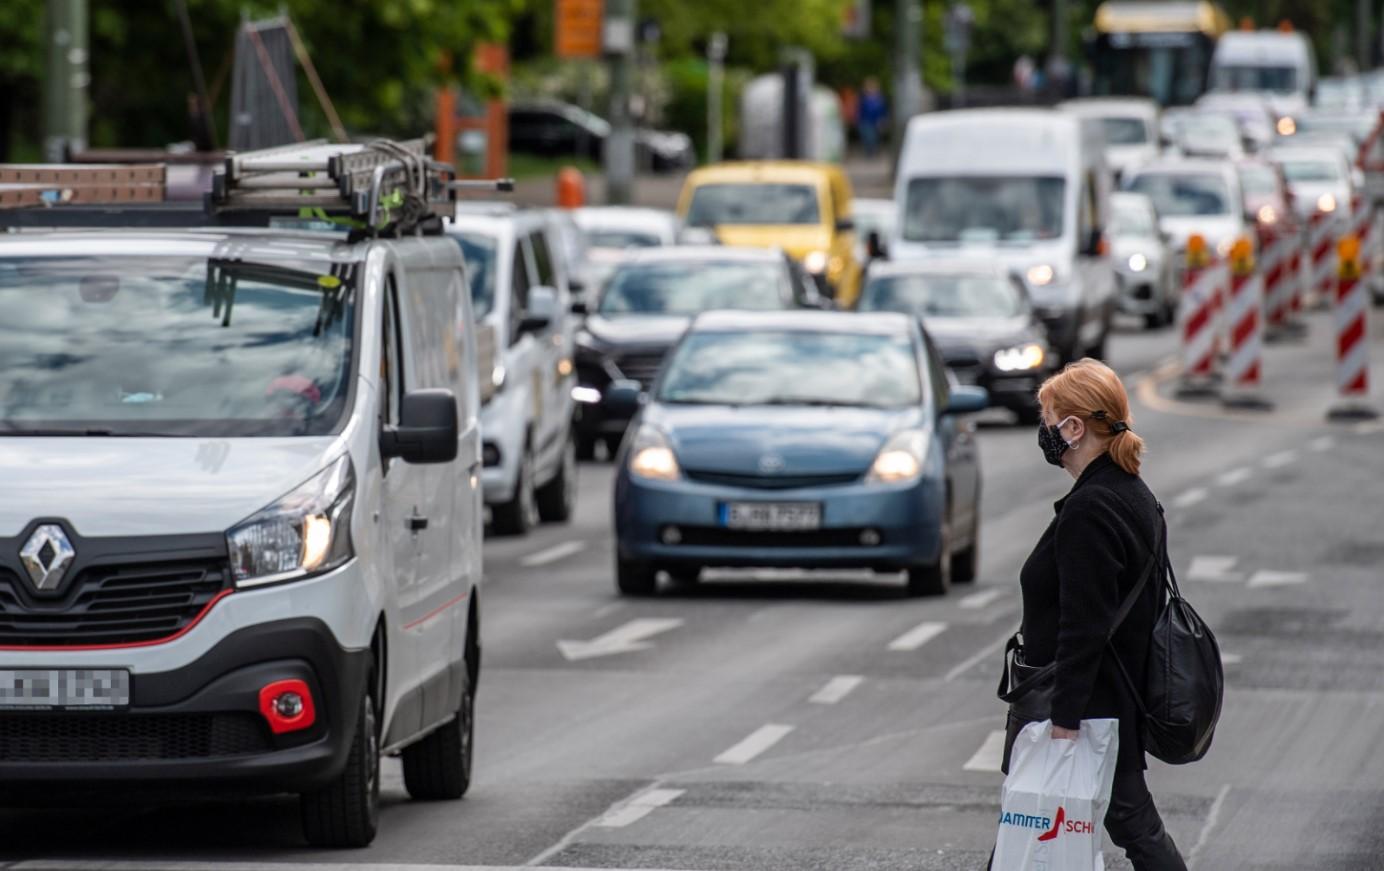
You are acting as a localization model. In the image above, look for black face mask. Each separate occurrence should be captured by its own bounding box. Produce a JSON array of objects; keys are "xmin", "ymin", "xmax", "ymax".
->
[{"xmin": 1037, "ymin": 422, "xmax": 1070, "ymax": 467}]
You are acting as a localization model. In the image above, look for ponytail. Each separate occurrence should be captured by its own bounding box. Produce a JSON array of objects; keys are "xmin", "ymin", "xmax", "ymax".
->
[{"xmin": 1107, "ymin": 427, "xmax": 1145, "ymax": 476}]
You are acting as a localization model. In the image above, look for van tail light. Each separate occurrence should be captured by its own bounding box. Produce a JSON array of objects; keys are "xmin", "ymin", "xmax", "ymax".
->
[{"xmin": 259, "ymin": 679, "xmax": 317, "ymax": 734}]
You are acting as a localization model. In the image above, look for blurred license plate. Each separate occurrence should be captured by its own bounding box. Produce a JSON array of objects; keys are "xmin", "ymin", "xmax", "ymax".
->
[
  {"xmin": 0, "ymin": 669, "xmax": 130, "ymax": 710},
  {"xmin": 721, "ymin": 502, "xmax": 821, "ymax": 531}
]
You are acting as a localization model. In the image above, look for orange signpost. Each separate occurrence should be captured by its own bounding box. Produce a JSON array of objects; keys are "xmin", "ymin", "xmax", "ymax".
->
[{"xmin": 556, "ymin": 0, "xmax": 604, "ymax": 59}]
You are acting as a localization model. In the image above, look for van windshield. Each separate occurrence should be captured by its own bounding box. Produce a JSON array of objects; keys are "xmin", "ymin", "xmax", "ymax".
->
[
  {"xmin": 686, "ymin": 183, "xmax": 821, "ymax": 226},
  {"xmin": 0, "ymin": 256, "xmax": 355, "ymax": 437},
  {"xmin": 1214, "ymin": 64, "xmax": 1298, "ymax": 94},
  {"xmin": 1100, "ymin": 117, "xmax": 1150, "ymax": 145},
  {"xmin": 902, "ymin": 176, "xmax": 1065, "ymax": 244}
]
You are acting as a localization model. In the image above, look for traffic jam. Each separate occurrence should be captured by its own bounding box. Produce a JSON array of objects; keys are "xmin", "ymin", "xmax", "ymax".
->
[{"xmin": 2, "ymin": 2, "xmax": 1384, "ymax": 869}]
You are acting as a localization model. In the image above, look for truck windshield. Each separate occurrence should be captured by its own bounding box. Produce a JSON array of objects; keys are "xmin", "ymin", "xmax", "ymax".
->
[
  {"xmin": 0, "ymin": 256, "xmax": 355, "ymax": 437},
  {"xmin": 902, "ymin": 176, "xmax": 1065, "ymax": 244}
]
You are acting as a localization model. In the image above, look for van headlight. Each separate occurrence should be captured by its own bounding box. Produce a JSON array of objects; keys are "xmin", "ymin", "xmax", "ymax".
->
[
  {"xmin": 228, "ymin": 455, "xmax": 355, "ymax": 588},
  {"xmin": 804, "ymin": 250, "xmax": 830, "ymax": 274},
  {"xmin": 1126, "ymin": 253, "xmax": 1148, "ymax": 272},
  {"xmin": 867, "ymin": 429, "xmax": 930, "ymax": 484},
  {"xmin": 1025, "ymin": 264, "xmax": 1056, "ymax": 286},
  {"xmin": 1317, "ymin": 193, "xmax": 1337, "ymax": 213},
  {"xmin": 994, "ymin": 343, "xmax": 1046, "ymax": 372},
  {"xmin": 627, "ymin": 424, "xmax": 680, "ymax": 481}
]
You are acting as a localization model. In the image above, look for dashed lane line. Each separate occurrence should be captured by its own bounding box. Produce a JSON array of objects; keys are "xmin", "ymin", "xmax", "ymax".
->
[
  {"xmin": 593, "ymin": 787, "xmax": 685, "ymax": 829},
  {"xmin": 887, "ymin": 620, "xmax": 948, "ymax": 651},
  {"xmin": 520, "ymin": 540, "xmax": 587, "ymax": 567},
  {"xmin": 958, "ymin": 588, "xmax": 1007, "ymax": 610},
  {"xmin": 1308, "ymin": 435, "xmax": 1336, "ymax": 451},
  {"xmin": 944, "ymin": 628, "xmax": 1012, "ymax": 683},
  {"xmin": 10, "ymin": 864, "xmax": 721, "ymax": 871},
  {"xmin": 1221, "ymin": 652, "xmax": 1243, "ymax": 665},
  {"xmin": 1215, "ymin": 467, "xmax": 1254, "ymax": 487},
  {"xmin": 1188, "ymin": 783, "xmax": 1233, "ymax": 870},
  {"xmin": 809, "ymin": 675, "xmax": 864, "ymax": 705},
  {"xmin": 963, "ymin": 729, "xmax": 1008, "ymax": 773},
  {"xmin": 1170, "ymin": 488, "xmax": 1209, "ymax": 509},
  {"xmin": 1187, "ymin": 556, "xmax": 1243, "ymax": 583},
  {"xmin": 1247, "ymin": 570, "xmax": 1309, "ymax": 588},
  {"xmin": 1262, "ymin": 449, "xmax": 1298, "ymax": 469},
  {"xmin": 714, "ymin": 724, "xmax": 795, "ymax": 765}
]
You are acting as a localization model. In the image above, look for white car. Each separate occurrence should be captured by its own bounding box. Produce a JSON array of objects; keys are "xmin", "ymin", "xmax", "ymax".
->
[
  {"xmin": 572, "ymin": 206, "xmax": 681, "ymax": 295},
  {"xmin": 450, "ymin": 205, "xmax": 579, "ymax": 535},
  {"xmin": 1267, "ymin": 144, "xmax": 1357, "ymax": 220},
  {"xmin": 1059, "ymin": 97, "xmax": 1161, "ymax": 180},
  {"xmin": 1124, "ymin": 158, "xmax": 1250, "ymax": 261},
  {"xmin": 1109, "ymin": 191, "xmax": 1178, "ymax": 328}
]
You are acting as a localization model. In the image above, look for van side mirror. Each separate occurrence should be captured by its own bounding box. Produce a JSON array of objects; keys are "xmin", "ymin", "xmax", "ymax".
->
[
  {"xmin": 381, "ymin": 389, "xmax": 458, "ymax": 464},
  {"xmin": 945, "ymin": 385, "xmax": 989, "ymax": 415},
  {"xmin": 520, "ymin": 285, "xmax": 559, "ymax": 334},
  {"xmin": 866, "ymin": 230, "xmax": 888, "ymax": 260}
]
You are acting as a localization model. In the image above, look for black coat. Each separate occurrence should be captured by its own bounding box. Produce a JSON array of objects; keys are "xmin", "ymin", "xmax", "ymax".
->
[{"xmin": 1011, "ymin": 452, "xmax": 1164, "ymax": 773}]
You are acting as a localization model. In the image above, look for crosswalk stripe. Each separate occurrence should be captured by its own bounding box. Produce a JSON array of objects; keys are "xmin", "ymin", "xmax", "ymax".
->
[
  {"xmin": 887, "ymin": 620, "xmax": 947, "ymax": 651},
  {"xmin": 963, "ymin": 729, "xmax": 1008, "ymax": 772}
]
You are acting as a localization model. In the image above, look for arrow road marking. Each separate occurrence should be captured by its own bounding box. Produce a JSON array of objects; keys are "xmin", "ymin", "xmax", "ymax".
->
[
  {"xmin": 964, "ymin": 729, "xmax": 1008, "ymax": 772},
  {"xmin": 809, "ymin": 675, "xmax": 864, "ymax": 705},
  {"xmin": 1187, "ymin": 556, "xmax": 1243, "ymax": 583},
  {"xmin": 594, "ymin": 788, "xmax": 685, "ymax": 828},
  {"xmin": 1171, "ymin": 488, "xmax": 1209, "ymax": 509},
  {"xmin": 521, "ymin": 540, "xmax": 586, "ymax": 567},
  {"xmin": 888, "ymin": 620, "xmax": 947, "ymax": 651},
  {"xmin": 1247, "ymin": 570, "xmax": 1309, "ymax": 588},
  {"xmin": 958, "ymin": 588, "xmax": 1006, "ymax": 610},
  {"xmin": 715, "ymin": 724, "xmax": 794, "ymax": 765},
  {"xmin": 557, "ymin": 618, "xmax": 684, "ymax": 661}
]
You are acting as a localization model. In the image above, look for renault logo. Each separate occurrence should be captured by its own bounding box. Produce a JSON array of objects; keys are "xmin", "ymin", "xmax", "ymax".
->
[{"xmin": 19, "ymin": 524, "xmax": 76, "ymax": 592}]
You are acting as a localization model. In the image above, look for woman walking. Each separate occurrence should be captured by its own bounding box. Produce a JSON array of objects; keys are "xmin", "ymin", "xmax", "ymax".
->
[{"xmin": 997, "ymin": 359, "xmax": 1187, "ymax": 870}]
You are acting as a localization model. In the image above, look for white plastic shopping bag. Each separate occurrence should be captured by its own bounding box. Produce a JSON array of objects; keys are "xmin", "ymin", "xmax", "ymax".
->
[{"xmin": 991, "ymin": 719, "xmax": 1119, "ymax": 871}]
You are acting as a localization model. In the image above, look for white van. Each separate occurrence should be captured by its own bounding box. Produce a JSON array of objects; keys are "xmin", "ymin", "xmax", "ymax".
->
[
  {"xmin": 0, "ymin": 142, "xmax": 484, "ymax": 847},
  {"xmin": 892, "ymin": 109, "xmax": 1117, "ymax": 362},
  {"xmin": 1210, "ymin": 30, "xmax": 1317, "ymax": 115}
]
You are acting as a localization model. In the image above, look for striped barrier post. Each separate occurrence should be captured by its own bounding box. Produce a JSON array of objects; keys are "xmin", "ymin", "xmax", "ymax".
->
[
  {"xmin": 1178, "ymin": 234, "xmax": 1220, "ymax": 396},
  {"xmin": 1327, "ymin": 235, "xmax": 1378, "ymax": 421},
  {"xmin": 1223, "ymin": 236, "xmax": 1271, "ymax": 409},
  {"xmin": 1260, "ymin": 222, "xmax": 1296, "ymax": 341},
  {"xmin": 1307, "ymin": 208, "xmax": 1338, "ymax": 310},
  {"xmin": 1351, "ymin": 194, "xmax": 1373, "ymax": 279}
]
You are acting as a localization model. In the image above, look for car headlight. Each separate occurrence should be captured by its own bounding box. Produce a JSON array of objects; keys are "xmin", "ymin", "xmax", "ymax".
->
[
  {"xmin": 803, "ymin": 250, "xmax": 830, "ymax": 274},
  {"xmin": 627, "ymin": 424, "xmax": 680, "ymax": 481},
  {"xmin": 866, "ymin": 429, "xmax": 930, "ymax": 484},
  {"xmin": 994, "ymin": 343, "xmax": 1046, "ymax": 372},
  {"xmin": 1257, "ymin": 205, "xmax": 1278, "ymax": 225},
  {"xmin": 1277, "ymin": 116, "xmax": 1296, "ymax": 136},
  {"xmin": 1317, "ymin": 193, "xmax": 1337, "ymax": 213},
  {"xmin": 1025, "ymin": 264, "xmax": 1056, "ymax": 286},
  {"xmin": 1126, "ymin": 253, "xmax": 1148, "ymax": 272},
  {"xmin": 228, "ymin": 455, "xmax": 355, "ymax": 588}
]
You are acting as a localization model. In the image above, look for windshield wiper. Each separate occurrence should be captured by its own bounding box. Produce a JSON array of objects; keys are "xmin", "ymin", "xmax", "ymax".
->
[
  {"xmin": 751, "ymin": 398, "xmax": 885, "ymax": 409},
  {"xmin": 0, "ymin": 427, "xmax": 175, "ymax": 437}
]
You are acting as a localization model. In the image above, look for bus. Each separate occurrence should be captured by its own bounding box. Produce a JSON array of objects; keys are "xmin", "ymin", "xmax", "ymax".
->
[{"xmin": 1088, "ymin": 1, "xmax": 1233, "ymax": 106}]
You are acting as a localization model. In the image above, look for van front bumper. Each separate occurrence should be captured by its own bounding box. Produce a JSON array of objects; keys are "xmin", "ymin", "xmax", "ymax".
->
[{"xmin": 0, "ymin": 617, "xmax": 370, "ymax": 797}]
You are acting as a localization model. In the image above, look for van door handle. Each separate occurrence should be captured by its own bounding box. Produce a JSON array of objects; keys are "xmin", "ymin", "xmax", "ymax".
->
[{"xmin": 408, "ymin": 515, "xmax": 429, "ymax": 532}]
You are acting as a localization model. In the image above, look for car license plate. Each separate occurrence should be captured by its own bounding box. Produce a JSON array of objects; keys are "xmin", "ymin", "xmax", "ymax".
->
[
  {"xmin": 720, "ymin": 502, "xmax": 821, "ymax": 531},
  {"xmin": 0, "ymin": 668, "xmax": 131, "ymax": 710}
]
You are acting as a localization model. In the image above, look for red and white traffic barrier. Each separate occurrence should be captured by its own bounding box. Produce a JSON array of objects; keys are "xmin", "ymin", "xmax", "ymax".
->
[
  {"xmin": 1259, "ymin": 223, "xmax": 1297, "ymax": 336},
  {"xmin": 1178, "ymin": 237, "xmax": 1220, "ymax": 393},
  {"xmin": 1350, "ymin": 194, "xmax": 1374, "ymax": 278},
  {"xmin": 1223, "ymin": 239, "xmax": 1269, "ymax": 408},
  {"xmin": 1307, "ymin": 208, "xmax": 1339, "ymax": 309},
  {"xmin": 1329, "ymin": 236, "xmax": 1377, "ymax": 420}
]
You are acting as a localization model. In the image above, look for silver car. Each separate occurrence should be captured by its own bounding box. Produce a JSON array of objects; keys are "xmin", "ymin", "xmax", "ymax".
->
[{"xmin": 1110, "ymin": 191, "xmax": 1178, "ymax": 328}]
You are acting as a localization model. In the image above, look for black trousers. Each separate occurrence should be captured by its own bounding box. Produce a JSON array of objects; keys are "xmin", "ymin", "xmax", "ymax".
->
[{"xmin": 987, "ymin": 765, "xmax": 1187, "ymax": 871}]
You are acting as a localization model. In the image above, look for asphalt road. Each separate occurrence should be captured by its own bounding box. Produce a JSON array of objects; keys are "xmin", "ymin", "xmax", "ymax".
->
[{"xmin": 4, "ymin": 307, "xmax": 1384, "ymax": 871}]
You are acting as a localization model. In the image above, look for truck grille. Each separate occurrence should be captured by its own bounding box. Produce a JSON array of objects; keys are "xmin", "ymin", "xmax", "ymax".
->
[
  {"xmin": 0, "ymin": 713, "xmax": 270, "ymax": 762},
  {"xmin": 0, "ymin": 560, "xmax": 230, "ymax": 647},
  {"xmin": 613, "ymin": 351, "xmax": 667, "ymax": 387}
]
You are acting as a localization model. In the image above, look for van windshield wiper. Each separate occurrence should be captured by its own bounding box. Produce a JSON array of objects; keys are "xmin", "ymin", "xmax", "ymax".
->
[{"xmin": 0, "ymin": 427, "xmax": 176, "ymax": 437}]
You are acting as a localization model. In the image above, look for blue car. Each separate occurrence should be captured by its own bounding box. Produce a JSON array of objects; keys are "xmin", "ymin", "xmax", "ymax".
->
[{"xmin": 612, "ymin": 310, "xmax": 987, "ymax": 597}]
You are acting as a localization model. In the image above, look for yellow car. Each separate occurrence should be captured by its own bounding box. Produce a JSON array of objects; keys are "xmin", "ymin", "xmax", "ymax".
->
[{"xmin": 677, "ymin": 161, "xmax": 863, "ymax": 307}]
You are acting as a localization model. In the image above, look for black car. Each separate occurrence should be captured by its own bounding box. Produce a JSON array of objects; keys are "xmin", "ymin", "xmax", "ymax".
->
[
  {"xmin": 508, "ymin": 101, "xmax": 695, "ymax": 173},
  {"xmin": 573, "ymin": 247, "xmax": 825, "ymax": 459},
  {"xmin": 856, "ymin": 260, "xmax": 1055, "ymax": 424}
]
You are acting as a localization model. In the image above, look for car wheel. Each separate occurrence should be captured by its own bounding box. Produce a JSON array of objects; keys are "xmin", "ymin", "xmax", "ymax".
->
[
  {"xmin": 491, "ymin": 444, "xmax": 538, "ymax": 536},
  {"xmin": 665, "ymin": 566, "xmax": 701, "ymax": 587},
  {"xmin": 906, "ymin": 515, "xmax": 952, "ymax": 597},
  {"xmin": 536, "ymin": 435, "xmax": 578, "ymax": 523},
  {"xmin": 301, "ymin": 678, "xmax": 380, "ymax": 847},
  {"xmin": 401, "ymin": 670, "xmax": 474, "ymax": 801},
  {"xmin": 617, "ymin": 555, "xmax": 657, "ymax": 596}
]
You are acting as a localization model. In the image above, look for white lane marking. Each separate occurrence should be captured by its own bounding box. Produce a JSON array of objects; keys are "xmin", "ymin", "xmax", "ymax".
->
[
  {"xmin": 1309, "ymin": 435, "xmax": 1336, "ymax": 452},
  {"xmin": 887, "ymin": 620, "xmax": 948, "ymax": 651},
  {"xmin": 520, "ymin": 540, "xmax": 587, "ymax": 567},
  {"xmin": 1247, "ymin": 570, "xmax": 1309, "ymax": 588},
  {"xmin": 1187, "ymin": 556, "xmax": 1242, "ymax": 583},
  {"xmin": 944, "ymin": 629, "xmax": 1012, "ymax": 682},
  {"xmin": 1262, "ymin": 449, "xmax": 1298, "ymax": 469},
  {"xmin": 1220, "ymin": 652, "xmax": 1243, "ymax": 665},
  {"xmin": 593, "ymin": 787, "xmax": 685, "ymax": 828},
  {"xmin": 958, "ymin": 588, "xmax": 1006, "ymax": 610},
  {"xmin": 714, "ymin": 724, "xmax": 795, "ymax": 765},
  {"xmin": 1188, "ymin": 783, "xmax": 1233, "ymax": 869},
  {"xmin": 809, "ymin": 675, "xmax": 864, "ymax": 705},
  {"xmin": 963, "ymin": 729, "xmax": 1009, "ymax": 772},
  {"xmin": 1216, "ymin": 467, "xmax": 1253, "ymax": 487},
  {"xmin": 1171, "ymin": 488, "xmax": 1209, "ymax": 509},
  {"xmin": 592, "ymin": 602, "xmax": 626, "ymax": 619},
  {"xmin": 557, "ymin": 618, "xmax": 684, "ymax": 661},
  {"xmin": 11, "ymin": 864, "xmax": 725, "ymax": 871}
]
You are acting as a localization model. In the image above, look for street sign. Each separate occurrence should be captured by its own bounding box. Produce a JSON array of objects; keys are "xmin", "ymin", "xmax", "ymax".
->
[{"xmin": 555, "ymin": 0, "xmax": 603, "ymax": 59}]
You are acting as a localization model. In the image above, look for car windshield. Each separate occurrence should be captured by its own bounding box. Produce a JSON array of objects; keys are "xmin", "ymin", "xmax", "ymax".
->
[
  {"xmin": 1238, "ymin": 165, "xmax": 1280, "ymax": 195},
  {"xmin": 1126, "ymin": 172, "xmax": 1232, "ymax": 217},
  {"xmin": 685, "ymin": 183, "xmax": 821, "ymax": 226},
  {"xmin": 902, "ymin": 176, "xmax": 1065, "ymax": 243},
  {"xmin": 453, "ymin": 233, "xmax": 498, "ymax": 318},
  {"xmin": 1279, "ymin": 159, "xmax": 1342, "ymax": 182},
  {"xmin": 1111, "ymin": 202, "xmax": 1158, "ymax": 236},
  {"xmin": 0, "ymin": 256, "xmax": 355, "ymax": 437},
  {"xmin": 1101, "ymin": 117, "xmax": 1150, "ymax": 145},
  {"xmin": 598, "ymin": 261, "xmax": 786, "ymax": 316},
  {"xmin": 859, "ymin": 273, "xmax": 1027, "ymax": 319},
  {"xmin": 658, "ymin": 330, "xmax": 921, "ymax": 408},
  {"xmin": 1215, "ymin": 64, "xmax": 1298, "ymax": 94},
  {"xmin": 1178, "ymin": 115, "xmax": 1241, "ymax": 148},
  {"xmin": 587, "ymin": 229, "xmax": 664, "ymax": 249}
]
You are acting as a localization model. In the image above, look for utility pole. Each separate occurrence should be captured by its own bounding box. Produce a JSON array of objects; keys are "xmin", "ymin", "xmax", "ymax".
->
[
  {"xmin": 706, "ymin": 32, "xmax": 727, "ymax": 165},
  {"xmin": 1358, "ymin": 0, "xmax": 1372, "ymax": 72},
  {"xmin": 604, "ymin": 0, "xmax": 637, "ymax": 205},
  {"xmin": 43, "ymin": 0, "xmax": 88, "ymax": 162},
  {"xmin": 892, "ymin": 0, "xmax": 923, "ymax": 156}
]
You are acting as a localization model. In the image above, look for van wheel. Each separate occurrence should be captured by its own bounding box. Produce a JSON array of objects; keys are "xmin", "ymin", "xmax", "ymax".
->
[
  {"xmin": 536, "ymin": 436, "xmax": 578, "ymax": 523},
  {"xmin": 491, "ymin": 445, "xmax": 538, "ymax": 536},
  {"xmin": 402, "ymin": 671, "xmax": 474, "ymax": 801},
  {"xmin": 617, "ymin": 556, "xmax": 657, "ymax": 596},
  {"xmin": 301, "ymin": 683, "xmax": 379, "ymax": 847},
  {"xmin": 906, "ymin": 516, "xmax": 952, "ymax": 597}
]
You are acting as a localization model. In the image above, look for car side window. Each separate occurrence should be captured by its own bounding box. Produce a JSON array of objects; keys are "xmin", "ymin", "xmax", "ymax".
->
[
  {"xmin": 509, "ymin": 241, "xmax": 532, "ymax": 346},
  {"xmin": 530, "ymin": 230, "xmax": 556, "ymax": 288},
  {"xmin": 381, "ymin": 274, "xmax": 403, "ymax": 427}
]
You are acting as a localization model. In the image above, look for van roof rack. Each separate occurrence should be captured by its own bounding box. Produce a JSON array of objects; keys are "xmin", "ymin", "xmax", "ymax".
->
[{"xmin": 0, "ymin": 138, "xmax": 514, "ymax": 239}]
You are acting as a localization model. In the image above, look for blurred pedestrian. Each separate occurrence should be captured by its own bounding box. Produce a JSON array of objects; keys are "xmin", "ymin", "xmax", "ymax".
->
[
  {"xmin": 857, "ymin": 77, "xmax": 887, "ymax": 158},
  {"xmin": 992, "ymin": 359, "xmax": 1188, "ymax": 870}
]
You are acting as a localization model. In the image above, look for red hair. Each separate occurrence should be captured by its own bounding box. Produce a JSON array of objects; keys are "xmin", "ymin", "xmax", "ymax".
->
[{"xmin": 1038, "ymin": 358, "xmax": 1145, "ymax": 475}]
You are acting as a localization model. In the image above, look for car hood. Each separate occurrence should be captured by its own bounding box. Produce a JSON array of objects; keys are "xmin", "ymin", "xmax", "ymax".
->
[
  {"xmin": 647, "ymin": 404, "xmax": 923, "ymax": 477},
  {"xmin": 0, "ymin": 436, "xmax": 342, "ymax": 537},
  {"xmin": 922, "ymin": 316, "xmax": 1042, "ymax": 358},
  {"xmin": 582, "ymin": 314, "xmax": 692, "ymax": 349},
  {"xmin": 1158, "ymin": 215, "xmax": 1241, "ymax": 249},
  {"xmin": 712, "ymin": 224, "xmax": 832, "ymax": 259}
]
